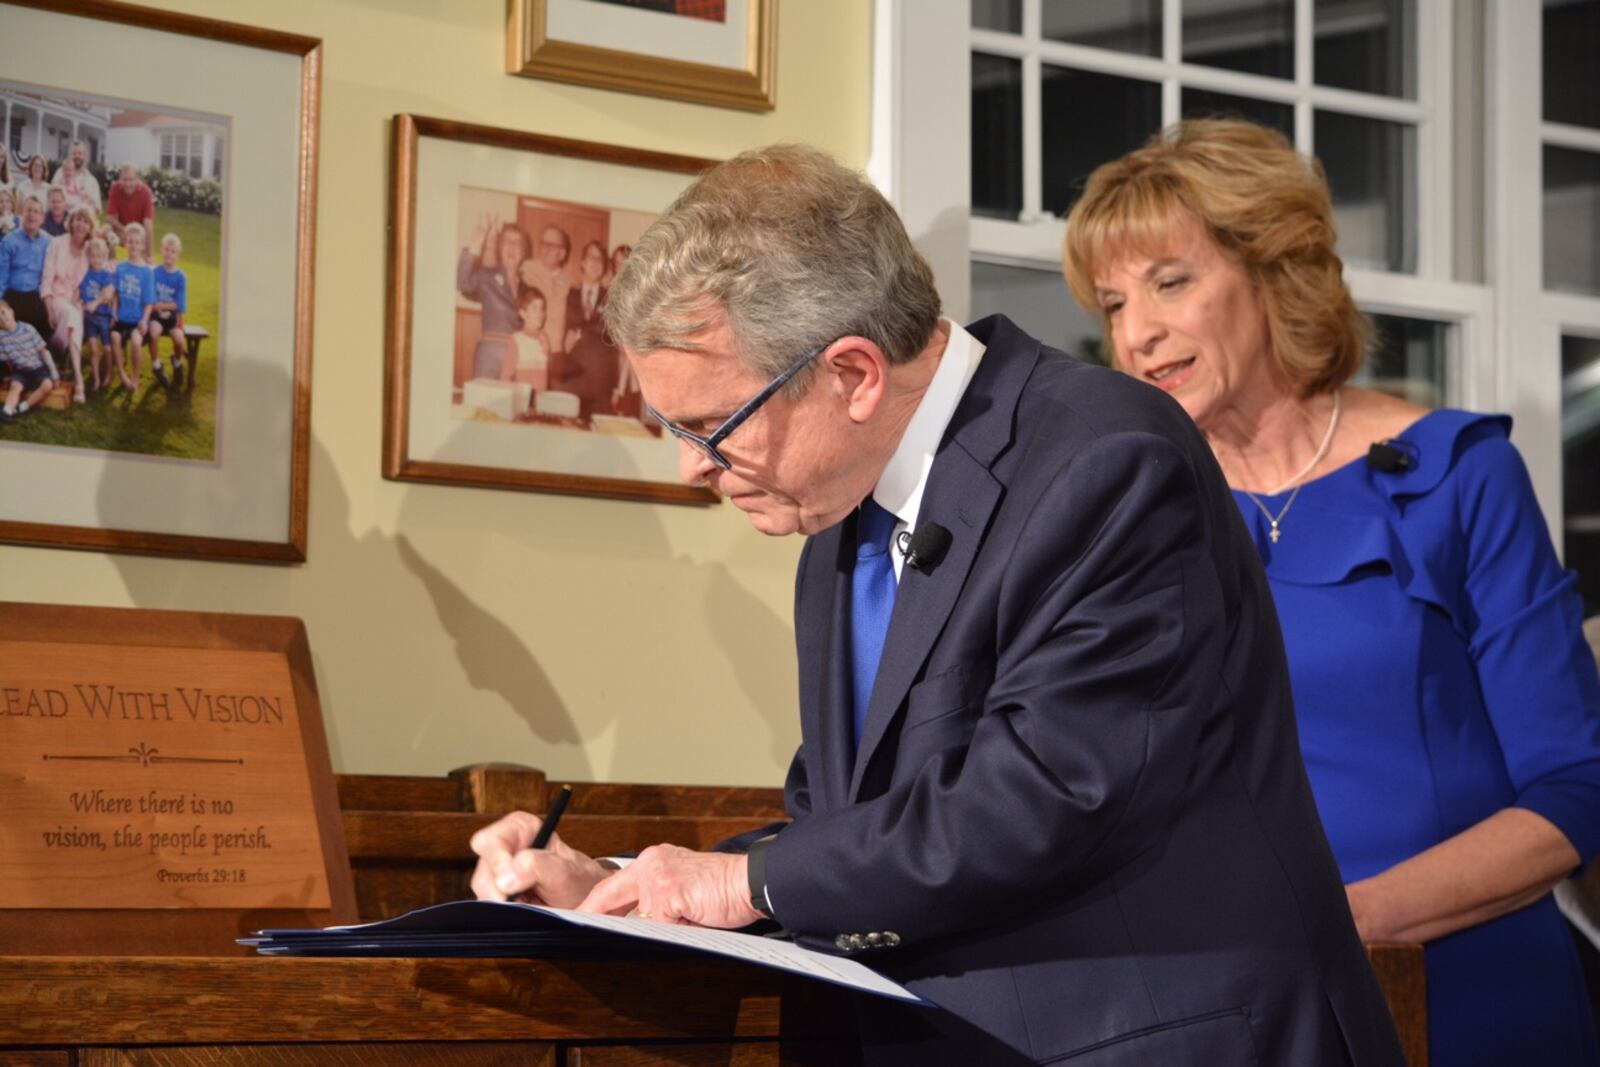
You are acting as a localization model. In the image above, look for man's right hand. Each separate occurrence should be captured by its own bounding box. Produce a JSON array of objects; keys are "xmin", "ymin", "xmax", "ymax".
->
[{"xmin": 468, "ymin": 810, "xmax": 615, "ymax": 908}]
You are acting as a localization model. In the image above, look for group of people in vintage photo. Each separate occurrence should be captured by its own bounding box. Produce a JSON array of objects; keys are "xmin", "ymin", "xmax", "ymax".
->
[
  {"xmin": 457, "ymin": 211, "xmax": 642, "ymax": 426},
  {"xmin": 0, "ymin": 143, "xmax": 194, "ymax": 422}
]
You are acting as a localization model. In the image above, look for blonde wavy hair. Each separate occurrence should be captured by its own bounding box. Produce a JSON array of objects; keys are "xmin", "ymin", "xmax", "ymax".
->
[{"xmin": 1062, "ymin": 118, "xmax": 1370, "ymax": 396}]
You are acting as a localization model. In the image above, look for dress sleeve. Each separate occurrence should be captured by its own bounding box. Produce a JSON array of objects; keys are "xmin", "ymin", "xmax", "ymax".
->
[{"xmin": 1455, "ymin": 429, "xmax": 1600, "ymax": 862}]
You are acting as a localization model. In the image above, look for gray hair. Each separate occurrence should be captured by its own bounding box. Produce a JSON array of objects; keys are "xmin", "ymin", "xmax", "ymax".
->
[{"xmin": 603, "ymin": 144, "xmax": 941, "ymax": 387}]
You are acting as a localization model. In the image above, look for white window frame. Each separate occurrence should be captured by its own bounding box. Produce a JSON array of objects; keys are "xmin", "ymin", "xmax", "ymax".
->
[
  {"xmin": 1488, "ymin": 0, "xmax": 1600, "ymax": 537},
  {"xmin": 871, "ymin": 0, "xmax": 1495, "ymax": 464}
]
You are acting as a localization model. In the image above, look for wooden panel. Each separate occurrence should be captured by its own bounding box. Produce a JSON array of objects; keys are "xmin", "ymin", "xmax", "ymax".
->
[
  {"xmin": 453, "ymin": 764, "xmax": 550, "ymax": 815},
  {"xmin": 343, "ymin": 812, "xmax": 777, "ymax": 861},
  {"xmin": 1367, "ymin": 942, "xmax": 1428, "ymax": 1067},
  {"xmin": 568, "ymin": 1044, "xmax": 776, "ymax": 1067},
  {"xmin": 337, "ymin": 774, "xmax": 462, "ymax": 812},
  {"xmin": 561, "ymin": 784, "xmax": 784, "ymax": 820},
  {"xmin": 0, "ymin": 1053, "xmax": 73, "ymax": 1067},
  {"xmin": 81, "ymin": 1045, "xmax": 553, "ymax": 1067},
  {"xmin": 0, "ymin": 957, "xmax": 856, "ymax": 1046},
  {"xmin": 350, "ymin": 862, "xmax": 469, "ymax": 922}
]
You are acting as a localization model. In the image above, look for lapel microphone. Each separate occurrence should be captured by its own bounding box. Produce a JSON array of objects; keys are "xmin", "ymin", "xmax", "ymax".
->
[
  {"xmin": 895, "ymin": 523, "xmax": 953, "ymax": 573},
  {"xmin": 1366, "ymin": 439, "xmax": 1416, "ymax": 473}
]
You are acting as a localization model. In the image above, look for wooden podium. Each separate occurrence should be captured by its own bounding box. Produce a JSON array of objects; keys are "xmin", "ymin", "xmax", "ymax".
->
[{"xmin": 0, "ymin": 765, "xmax": 1426, "ymax": 1066}]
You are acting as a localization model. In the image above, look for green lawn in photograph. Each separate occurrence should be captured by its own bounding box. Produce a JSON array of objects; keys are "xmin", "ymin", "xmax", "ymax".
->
[{"xmin": 0, "ymin": 207, "xmax": 221, "ymax": 460}]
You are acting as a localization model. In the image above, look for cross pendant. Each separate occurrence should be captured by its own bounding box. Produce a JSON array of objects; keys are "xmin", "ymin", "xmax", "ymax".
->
[{"xmin": 1268, "ymin": 522, "xmax": 1281, "ymax": 543}]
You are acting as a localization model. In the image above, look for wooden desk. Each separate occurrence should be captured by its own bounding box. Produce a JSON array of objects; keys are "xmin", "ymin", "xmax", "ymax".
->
[
  {"xmin": 0, "ymin": 955, "xmax": 858, "ymax": 1066},
  {"xmin": 0, "ymin": 765, "xmax": 1427, "ymax": 1066}
]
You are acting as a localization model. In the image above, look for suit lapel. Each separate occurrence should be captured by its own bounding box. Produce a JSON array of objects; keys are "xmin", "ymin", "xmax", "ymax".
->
[{"xmin": 847, "ymin": 319, "xmax": 1042, "ymax": 801}]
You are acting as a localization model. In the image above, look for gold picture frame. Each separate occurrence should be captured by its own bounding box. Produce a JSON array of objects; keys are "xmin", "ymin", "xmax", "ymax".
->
[
  {"xmin": 507, "ymin": 0, "xmax": 776, "ymax": 112},
  {"xmin": 383, "ymin": 114, "xmax": 719, "ymax": 505},
  {"xmin": 0, "ymin": 0, "xmax": 320, "ymax": 564}
]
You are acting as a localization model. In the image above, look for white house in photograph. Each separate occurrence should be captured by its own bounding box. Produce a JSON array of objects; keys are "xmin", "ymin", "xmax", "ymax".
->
[
  {"xmin": 1, "ymin": 87, "xmax": 224, "ymax": 182},
  {"xmin": 1, "ymin": 88, "xmax": 109, "ymax": 169},
  {"xmin": 107, "ymin": 109, "xmax": 226, "ymax": 182}
]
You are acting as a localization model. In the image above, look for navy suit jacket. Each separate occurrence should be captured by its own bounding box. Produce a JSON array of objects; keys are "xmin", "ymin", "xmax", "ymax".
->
[{"xmin": 750, "ymin": 317, "xmax": 1405, "ymax": 1065}]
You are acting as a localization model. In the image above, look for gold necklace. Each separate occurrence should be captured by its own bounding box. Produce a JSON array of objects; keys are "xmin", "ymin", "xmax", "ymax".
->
[{"xmin": 1241, "ymin": 391, "xmax": 1341, "ymax": 544}]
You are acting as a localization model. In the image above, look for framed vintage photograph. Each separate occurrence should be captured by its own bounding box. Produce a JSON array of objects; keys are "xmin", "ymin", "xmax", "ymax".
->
[
  {"xmin": 507, "ymin": 0, "xmax": 776, "ymax": 112},
  {"xmin": 0, "ymin": 1, "xmax": 319, "ymax": 563},
  {"xmin": 384, "ymin": 114, "xmax": 717, "ymax": 506}
]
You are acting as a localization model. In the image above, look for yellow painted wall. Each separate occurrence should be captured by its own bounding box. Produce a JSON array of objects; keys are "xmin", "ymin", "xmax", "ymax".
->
[{"xmin": 0, "ymin": 0, "xmax": 873, "ymax": 786}]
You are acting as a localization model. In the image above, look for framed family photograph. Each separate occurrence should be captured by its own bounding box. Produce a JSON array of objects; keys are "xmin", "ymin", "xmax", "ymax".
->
[
  {"xmin": 507, "ymin": 0, "xmax": 776, "ymax": 112},
  {"xmin": 384, "ymin": 114, "xmax": 717, "ymax": 506},
  {"xmin": 0, "ymin": 1, "xmax": 320, "ymax": 563}
]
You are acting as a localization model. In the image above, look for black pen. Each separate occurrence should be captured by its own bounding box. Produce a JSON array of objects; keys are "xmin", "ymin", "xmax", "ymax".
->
[{"xmin": 530, "ymin": 784, "xmax": 572, "ymax": 850}]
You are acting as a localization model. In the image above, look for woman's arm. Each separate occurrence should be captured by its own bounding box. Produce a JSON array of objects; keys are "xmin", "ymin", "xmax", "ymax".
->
[{"xmin": 1346, "ymin": 807, "xmax": 1580, "ymax": 941}]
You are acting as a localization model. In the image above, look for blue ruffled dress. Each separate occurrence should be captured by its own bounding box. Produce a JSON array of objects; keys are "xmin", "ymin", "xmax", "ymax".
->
[{"xmin": 1233, "ymin": 409, "xmax": 1600, "ymax": 1067}]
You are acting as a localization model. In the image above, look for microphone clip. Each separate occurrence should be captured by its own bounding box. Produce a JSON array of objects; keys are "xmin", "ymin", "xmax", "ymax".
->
[{"xmin": 1366, "ymin": 438, "xmax": 1418, "ymax": 474}]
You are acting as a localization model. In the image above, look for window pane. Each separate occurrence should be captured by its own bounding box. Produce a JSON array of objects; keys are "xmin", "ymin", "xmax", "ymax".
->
[
  {"xmin": 1183, "ymin": 0, "xmax": 1294, "ymax": 80},
  {"xmin": 1545, "ymin": 0, "xmax": 1600, "ymax": 129},
  {"xmin": 971, "ymin": 259, "xmax": 1104, "ymax": 364},
  {"xmin": 1563, "ymin": 333, "xmax": 1600, "ymax": 616},
  {"xmin": 972, "ymin": 0, "xmax": 1021, "ymax": 34},
  {"xmin": 1544, "ymin": 146, "xmax": 1600, "ymax": 295},
  {"xmin": 1041, "ymin": 65, "xmax": 1160, "ymax": 217},
  {"xmin": 972, "ymin": 52, "xmax": 1024, "ymax": 220},
  {"xmin": 1314, "ymin": 0, "xmax": 1416, "ymax": 98},
  {"xmin": 1315, "ymin": 110, "xmax": 1417, "ymax": 273},
  {"xmin": 1180, "ymin": 89, "xmax": 1294, "ymax": 139},
  {"xmin": 1042, "ymin": 0, "xmax": 1161, "ymax": 57},
  {"xmin": 1354, "ymin": 312, "xmax": 1446, "ymax": 408}
]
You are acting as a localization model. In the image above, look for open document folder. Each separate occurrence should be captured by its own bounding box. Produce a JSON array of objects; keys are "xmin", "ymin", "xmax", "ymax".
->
[{"xmin": 241, "ymin": 898, "xmax": 925, "ymax": 1005}]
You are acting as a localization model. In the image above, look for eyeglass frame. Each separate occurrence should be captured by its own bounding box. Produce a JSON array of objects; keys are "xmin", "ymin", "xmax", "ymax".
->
[{"xmin": 645, "ymin": 340, "xmax": 831, "ymax": 471}]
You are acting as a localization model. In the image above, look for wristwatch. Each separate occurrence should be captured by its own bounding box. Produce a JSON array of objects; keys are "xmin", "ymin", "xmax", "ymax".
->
[{"xmin": 746, "ymin": 835, "xmax": 777, "ymax": 918}]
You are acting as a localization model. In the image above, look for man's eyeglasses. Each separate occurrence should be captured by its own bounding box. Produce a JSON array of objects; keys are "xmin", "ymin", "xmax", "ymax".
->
[{"xmin": 646, "ymin": 342, "xmax": 829, "ymax": 471}]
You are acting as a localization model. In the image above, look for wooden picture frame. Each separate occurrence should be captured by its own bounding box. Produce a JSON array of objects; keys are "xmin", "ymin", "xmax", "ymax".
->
[
  {"xmin": 0, "ymin": 601, "xmax": 356, "ymax": 956},
  {"xmin": 383, "ymin": 113, "xmax": 718, "ymax": 505},
  {"xmin": 0, "ymin": 1, "xmax": 320, "ymax": 563},
  {"xmin": 507, "ymin": 0, "xmax": 776, "ymax": 112}
]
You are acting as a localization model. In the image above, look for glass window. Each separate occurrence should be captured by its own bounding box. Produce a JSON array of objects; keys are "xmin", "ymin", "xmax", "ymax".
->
[
  {"xmin": 1183, "ymin": 0, "xmax": 1295, "ymax": 80},
  {"xmin": 1315, "ymin": 109, "xmax": 1417, "ymax": 273},
  {"xmin": 1356, "ymin": 312, "xmax": 1446, "ymax": 408},
  {"xmin": 1313, "ymin": 0, "xmax": 1416, "ymax": 99},
  {"xmin": 1181, "ymin": 88, "xmax": 1294, "ymax": 138},
  {"xmin": 1544, "ymin": 146, "xmax": 1600, "ymax": 296},
  {"xmin": 972, "ymin": 0, "xmax": 1021, "ymax": 34},
  {"xmin": 1544, "ymin": 0, "xmax": 1600, "ymax": 129},
  {"xmin": 972, "ymin": 52, "xmax": 1024, "ymax": 220},
  {"xmin": 212, "ymin": 135, "xmax": 225, "ymax": 182},
  {"xmin": 1562, "ymin": 333, "xmax": 1600, "ymax": 616},
  {"xmin": 971, "ymin": 259, "xmax": 1104, "ymax": 363},
  {"xmin": 1041, "ymin": 65, "xmax": 1160, "ymax": 217},
  {"xmin": 1043, "ymin": 0, "xmax": 1162, "ymax": 57}
]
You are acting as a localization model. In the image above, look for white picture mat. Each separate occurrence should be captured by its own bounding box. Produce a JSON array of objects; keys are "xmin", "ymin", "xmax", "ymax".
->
[
  {"xmin": 0, "ymin": 5, "xmax": 301, "ymax": 543},
  {"xmin": 408, "ymin": 134, "xmax": 695, "ymax": 486},
  {"xmin": 547, "ymin": 0, "xmax": 750, "ymax": 70}
]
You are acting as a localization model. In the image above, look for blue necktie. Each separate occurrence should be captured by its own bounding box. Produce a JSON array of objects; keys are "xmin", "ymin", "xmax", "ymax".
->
[{"xmin": 851, "ymin": 498, "xmax": 899, "ymax": 747}]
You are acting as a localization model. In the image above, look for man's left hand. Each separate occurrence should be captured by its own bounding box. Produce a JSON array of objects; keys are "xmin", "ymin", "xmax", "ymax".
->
[{"xmin": 577, "ymin": 844, "xmax": 761, "ymax": 928}]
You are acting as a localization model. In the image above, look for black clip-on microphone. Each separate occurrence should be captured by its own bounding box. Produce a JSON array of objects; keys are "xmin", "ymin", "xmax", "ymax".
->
[
  {"xmin": 1366, "ymin": 438, "xmax": 1416, "ymax": 473},
  {"xmin": 895, "ymin": 523, "xmax": 953, "ymax": 573}
]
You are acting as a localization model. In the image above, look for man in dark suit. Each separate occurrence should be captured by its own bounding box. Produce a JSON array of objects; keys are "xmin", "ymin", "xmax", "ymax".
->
[
  {"xmin": 470, "ymin": 145, "xmax": 1405, "ymax": 1065},
  {"xmin": 559, "ymin": 239, "xmax": 622, "ymax": 419}
]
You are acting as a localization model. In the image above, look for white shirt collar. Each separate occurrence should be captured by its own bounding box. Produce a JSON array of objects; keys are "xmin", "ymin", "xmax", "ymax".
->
[{"xmin": 871, "ymin": 318, "xmax": 985, "ymax": 575}]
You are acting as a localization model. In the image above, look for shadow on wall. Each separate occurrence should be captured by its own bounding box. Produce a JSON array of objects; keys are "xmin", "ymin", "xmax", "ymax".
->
[{"xmin": 95, "ymin": 356, "xmax": 798, "ymax": 779}]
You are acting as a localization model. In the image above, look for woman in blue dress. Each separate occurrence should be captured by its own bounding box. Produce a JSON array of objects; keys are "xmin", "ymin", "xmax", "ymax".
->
[{"xmin": 1062, "ymin": 117, "xmax": 1600, "ymax": 1067}]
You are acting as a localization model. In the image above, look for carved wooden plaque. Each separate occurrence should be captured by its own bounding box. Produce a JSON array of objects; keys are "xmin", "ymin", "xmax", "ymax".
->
[{"xmin": 0, "ymin": 603, "xmax": 356, "ymax": 954}]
